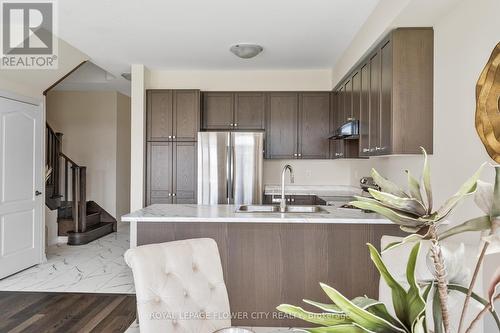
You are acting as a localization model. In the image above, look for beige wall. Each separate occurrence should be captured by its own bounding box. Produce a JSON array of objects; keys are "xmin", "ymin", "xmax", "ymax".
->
[
  {"xmin": 116, "ymin": 93, "xmax": 131, "ymax": 219},
  {"xmin": 0, "ymin": 39, "xmax": 88, "ymax": 100},
  {"xmin": 46, "ymin": 91, "xmax": 130, "ymax": 243}
]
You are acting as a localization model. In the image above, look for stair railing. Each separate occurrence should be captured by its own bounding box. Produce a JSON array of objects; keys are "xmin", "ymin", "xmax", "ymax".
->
[
  {"xmin": 47, "ymin": 122, "xmax": 88, "ymax": 234},
  {"xmin": 60, "ymin": 153, "xmax": 87, "ymax": 233},
  {"xmin": 46, "ymin": 124, "xmax": 62, "ymax": 198}
]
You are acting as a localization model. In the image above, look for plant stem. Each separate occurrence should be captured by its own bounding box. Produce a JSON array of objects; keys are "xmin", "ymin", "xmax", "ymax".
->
[
  {"xmin": 457, "ymin": 241, "xmax": 489, "ymax": 333},
  {"xmin": 429, "ymin": 225, "xmax": 451, "ymax": 333},
  {"xmin": 465, "ymin": 294, "xmax": 500, "ymax": 333}
]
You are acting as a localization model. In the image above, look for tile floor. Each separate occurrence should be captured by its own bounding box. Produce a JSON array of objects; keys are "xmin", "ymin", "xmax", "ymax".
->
[
  {"xmin": 0, "ymin": 223, "xmax": 134, "ymax": 294},
  {"xmin": 1, "ymin": 225, "xmax": 302, "ymax": 332}
]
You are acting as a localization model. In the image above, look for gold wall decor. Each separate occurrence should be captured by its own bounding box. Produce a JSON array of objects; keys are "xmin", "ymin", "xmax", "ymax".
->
[{"xmin": 476, "ymin": 42, "xmax": 500, "ymax": 163}]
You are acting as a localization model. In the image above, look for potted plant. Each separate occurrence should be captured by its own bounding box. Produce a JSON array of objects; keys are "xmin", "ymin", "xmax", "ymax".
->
[{"xmin": 277, "ymin": 150, "xmax": 500, "ymax": 333}]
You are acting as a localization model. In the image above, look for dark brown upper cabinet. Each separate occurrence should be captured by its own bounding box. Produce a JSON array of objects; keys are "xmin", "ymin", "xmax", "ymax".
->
[
  {"xmin": 146, "ymin": 141, "xmax": 197, "ymax": 205},
  {"xmin": 234, "ymin": 92, "xmax": 266, "ymax": 130},
  {"xmin": 202, "ymin": 92, "xmax": 265, "ymax": 130},
  {"xmin": 266, "ymin": 92, "xmax": 299, "ymax": 159},
  {"xmin": 298, "ymin": 92, "xmax": 331, "ymax": 159},
  {"xmin": 147, "ymin": 89, "xmax": 200, "ymax": 141},
  {"xmin": 266, "ymin": 92, "xmax": 330, "ymax": 159},
  {"xmin": 359, "ymin": 63, "xmax": 370, "ymax": 156},
  {"xmin": 335, "ymin": 28, "xmax": 434, "ymax": 157},
  {"xmin": 202, "ymin": 92, "xmax": 234, "ymax": 130}
]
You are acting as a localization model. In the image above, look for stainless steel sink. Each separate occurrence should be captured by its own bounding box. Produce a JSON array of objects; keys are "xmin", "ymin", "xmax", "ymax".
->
[
  {"xmin": 236, "ymin": 205, "xmax": 279, "ymax": 212},
  {"xmin": 236, "ymin": 205, "xmax": 327, "ymax": 213}
]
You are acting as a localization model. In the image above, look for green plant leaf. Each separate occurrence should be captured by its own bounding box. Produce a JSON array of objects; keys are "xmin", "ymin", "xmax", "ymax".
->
[
  {"xmin": 276, "ymin": 304, "xmax": 351, "ymax": 326},
  {"xmin": 320, "ymin": 283, "xmax": 406, "ymax": 333},
  {"xmin": 303, "ymin": 299, "xmax": 343, "ymax": 313},
  {"xmin": 350, "ymin": 200, "xmax": 426, "ymax": 227},
  {"xmin": 434, "ymin": 163, "xmax": 485, "ymax": 220},
  {"xmin": 367, "ymin": 244, "xmax": 410, "ymax": 328},
  {"xmin": 405, "ymin": 243, "xmax": 426, "ymax": 327},
  {"xmin": 412, "ymin": 316, "xmax": 426, "ymax": 333},
  {"xmin": 438, "ymin": 215, "xmax": 491, "ymax": 240},
  {"xmin": 382, "ymin": 233, "xmax": 429, "ymax": 253},
  {"xmin": 447, "ymin": 284, "xmax": 500, "ymax": 329},
  {"xmin": 371, "ymin": 168, "xmax": 409, "ymax": 198},
  {"xmin": 405, "ymin": 170, "xmax": 424, "ymax": 205},
  {"xmin": 492, "ymin": 166, "xmax": 500, "ymax": 217},
  {"xmin": 368, "ymin": 188, "xmax": 428, "ymax": 216},
  {"xmin": 432, "ymin": 288, "xmax": 443, "ymax": 333},
  {"xmin": 302, "ymin": 325, "xmax": 366, "ymax": 333},
  {"xmin": 421, "ymin": 148, "xmax": 433, "ymax": 214}
]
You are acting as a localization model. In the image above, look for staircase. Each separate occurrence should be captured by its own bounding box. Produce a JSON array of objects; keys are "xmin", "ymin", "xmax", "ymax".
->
[{"xmin": 46, "ymin": 124, "xmax": 117, "ymax": 245}]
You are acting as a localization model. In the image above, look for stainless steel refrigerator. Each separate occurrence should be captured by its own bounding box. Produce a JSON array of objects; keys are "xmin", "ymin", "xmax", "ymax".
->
[{"xmin": 197, "ymin": 132, "xmax": 264, "ymax": 205}]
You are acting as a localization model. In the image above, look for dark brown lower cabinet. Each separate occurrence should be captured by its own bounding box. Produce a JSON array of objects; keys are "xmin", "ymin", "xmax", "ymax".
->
[{"xmin": 146, "ymin": 141, "xmax": 197, "ymax": 205}]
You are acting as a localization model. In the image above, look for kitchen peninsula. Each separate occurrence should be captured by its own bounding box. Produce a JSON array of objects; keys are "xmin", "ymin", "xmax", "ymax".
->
[{"xmin": 122, "ymin": 204, "xmax": 402, "ymax": 327}]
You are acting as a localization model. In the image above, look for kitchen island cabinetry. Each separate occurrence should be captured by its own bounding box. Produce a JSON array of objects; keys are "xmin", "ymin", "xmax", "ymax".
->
[{"xmin": 123, "ymin": 204, "xmax": 402, "ymax": 328}]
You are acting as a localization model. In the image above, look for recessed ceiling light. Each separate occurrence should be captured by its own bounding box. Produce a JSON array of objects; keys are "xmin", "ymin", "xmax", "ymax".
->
[
  {"xmin": 230, "ymin": 44, "xmax": 263, "ymax": 59},
  {"xmin": 121, "ymin": 72, "xmax": 131, "ymax": 81}
]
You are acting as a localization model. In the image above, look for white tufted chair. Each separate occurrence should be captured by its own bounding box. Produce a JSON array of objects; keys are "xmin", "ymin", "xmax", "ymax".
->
[{"xmin": 125, "ymin": 238, "xmax": 231, "ymax": 333}]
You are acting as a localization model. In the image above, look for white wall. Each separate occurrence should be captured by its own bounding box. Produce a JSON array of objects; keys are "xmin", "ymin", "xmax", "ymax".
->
[
  {"xmin": 147, "ymin": 69, "xmax": 333, "ymax": 91},
  {"xmin": 331, "ymin": 0, "xmax": 500, "ymax": 330},
  {"xmin": 46, "ymin": 91, "xmax": 131, "ymax": 243}
]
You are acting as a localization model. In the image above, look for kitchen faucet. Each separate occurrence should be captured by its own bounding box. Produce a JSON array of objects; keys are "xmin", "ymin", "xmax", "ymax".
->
[{"xmin": 280, "ymin": 164, "xmax": 294, "ymax": 213}]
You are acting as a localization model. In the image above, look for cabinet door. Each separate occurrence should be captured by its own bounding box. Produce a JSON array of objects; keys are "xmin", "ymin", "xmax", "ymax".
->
[
  {"xmin": 172, "ymin": 142, "xmax": 197, "ymax": 204},
  {"xmin": 147, "ymin": 90, "xmax": 173, "ymax": 141},
  {"xmin": 344, "ymin": 79, "xmax": 352, "ymax": 122},
  {"xmin": 266, "ymin": 93, "xmax": 299, "ymax": 159},
  {"xmin": 298, "ymin": 92, "xmax": 330, "ymax": 159},
  {"xmin": 359, "ymin": 63, "xmax": 370, "ymax": 156},
  {"xmin": 146, "ymin": 142, "xmax": 173, "ymax": 205},
  {"xmin": 202, "ymin": 92, "xmax": 234, "ymax": 129},
  {"xmin": 369, "ymin": 51, "xmax": 381, "ymax": 155},
  {"xmin": 352, "ymin": 71, "xmax": 361, "ymax": 121},
  {"xmin": 234, "ymin": 92, "xmax": 265, "ymax": 130},
  {"xmin": 173, "ymin": 90, "xmax": 200, "ymax": 141},
  {"xmin": 330, "ymin": 140, "xmax": 345, "ymax": 159},
  {"xmin": 335, "ymin": 87, "xmax": 344, "ymax": 129},
  {"xmin": 380, "ymin": 39, "xmax": 393, "ymax": 155}
]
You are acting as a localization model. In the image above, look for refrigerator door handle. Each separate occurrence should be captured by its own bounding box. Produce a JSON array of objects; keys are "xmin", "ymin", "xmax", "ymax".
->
[
  {"xmin": 226, "ymin": 145, "xmax": 231, "ymax": 203},
  {"xmin": 230, "ymin": 145, "xmax": 235, "ymax": 203}
]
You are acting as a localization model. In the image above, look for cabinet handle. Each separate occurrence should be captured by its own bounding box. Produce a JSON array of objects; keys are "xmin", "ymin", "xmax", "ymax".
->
[
  {"xmin": 293, "ymin": 153, "xmax": 298, "ymax": 157},
  {"xmin": 230, "ymin": 123, "xmax": 234, "ymax": 127},
  {"xmin": 168, "ymin": 193, "xmax": 172, "ymax": 197},
  {"xmin": 234, "ymin": 123, "xmax": 238, "ymax": 127},
  {"xmin": 362, "ymin": 148, "xmax": 370, "ymax": 153},
  {"xmin": 172, "ymin": 193, "xmax": 176, "ymax": 197},
  {"xmin": 298, "ymin": 153, "xmax": 302, "ymax": 157},
  {"xmin": 168, "ymin": 135, "xmax": 172, "ymax": 139},
  {"xmin": 375, "ymin": 147, "xmax": 382, "ymax": 151},
  {"xmin": 172, "ymin": 135, "xmax": 176, "ymax": 139}
]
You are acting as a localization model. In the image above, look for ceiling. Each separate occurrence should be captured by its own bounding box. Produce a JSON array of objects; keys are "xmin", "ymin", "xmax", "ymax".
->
[
  {"xmin": 57, "ymin": 0, "xmax": 379, "ymax": 76},
  {"xmin": 54, "ymin": 62, "xmax": 131, "ymax": 96}
]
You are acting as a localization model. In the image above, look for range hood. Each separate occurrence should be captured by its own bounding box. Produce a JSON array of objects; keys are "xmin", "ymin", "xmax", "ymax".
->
[{"xmin": 329, "ymin": 119, "xmax": 359, "ymax": 140}]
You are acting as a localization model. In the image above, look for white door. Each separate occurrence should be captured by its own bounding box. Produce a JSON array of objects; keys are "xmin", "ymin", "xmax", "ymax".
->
[{"xmin": 0, "ymin": 95, "xmax": 43, "ymax": 279}]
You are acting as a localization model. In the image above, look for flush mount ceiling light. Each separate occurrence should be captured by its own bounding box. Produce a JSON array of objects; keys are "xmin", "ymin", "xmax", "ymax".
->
[{"xmin": 230, "ymin": 43, "xmax": 263, "ymax": 59}]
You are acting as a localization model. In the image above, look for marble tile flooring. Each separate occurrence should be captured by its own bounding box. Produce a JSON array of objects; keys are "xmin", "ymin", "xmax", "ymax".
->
[{"xmin": 0, "ymin": 223, "xmax": 134, "ymax": 294}]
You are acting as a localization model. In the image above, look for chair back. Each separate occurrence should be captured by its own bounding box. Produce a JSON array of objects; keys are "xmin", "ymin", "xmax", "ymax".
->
[{"xmin": 125, "ymin": 238, "xmax": 231, "ymax": 333}]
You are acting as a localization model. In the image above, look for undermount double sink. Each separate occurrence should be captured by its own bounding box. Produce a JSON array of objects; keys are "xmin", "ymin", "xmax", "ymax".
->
[{"xmin": 236, "ymin": 205, "xmax": 327, "ymax": 214}]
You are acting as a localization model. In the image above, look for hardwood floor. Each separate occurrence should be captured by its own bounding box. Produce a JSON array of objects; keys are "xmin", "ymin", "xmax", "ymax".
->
[{"xmin": 0, "ymin": 292, "xmax": 136, "ymax": 333}]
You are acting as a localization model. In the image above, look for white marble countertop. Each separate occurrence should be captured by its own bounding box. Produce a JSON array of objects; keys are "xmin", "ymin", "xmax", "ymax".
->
[
  {"xmin": 121, "ymin": 204, "xmax": 391, "ymax": 224},
  {"xmin": 264, "ymin": 185, "xmax": 361, "ymax": 197}
]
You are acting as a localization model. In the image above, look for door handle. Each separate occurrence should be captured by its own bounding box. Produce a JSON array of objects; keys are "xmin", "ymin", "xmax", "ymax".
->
[{"xmin": 35, "ymin": 191, "xmax": 42, "ymax": 196}]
